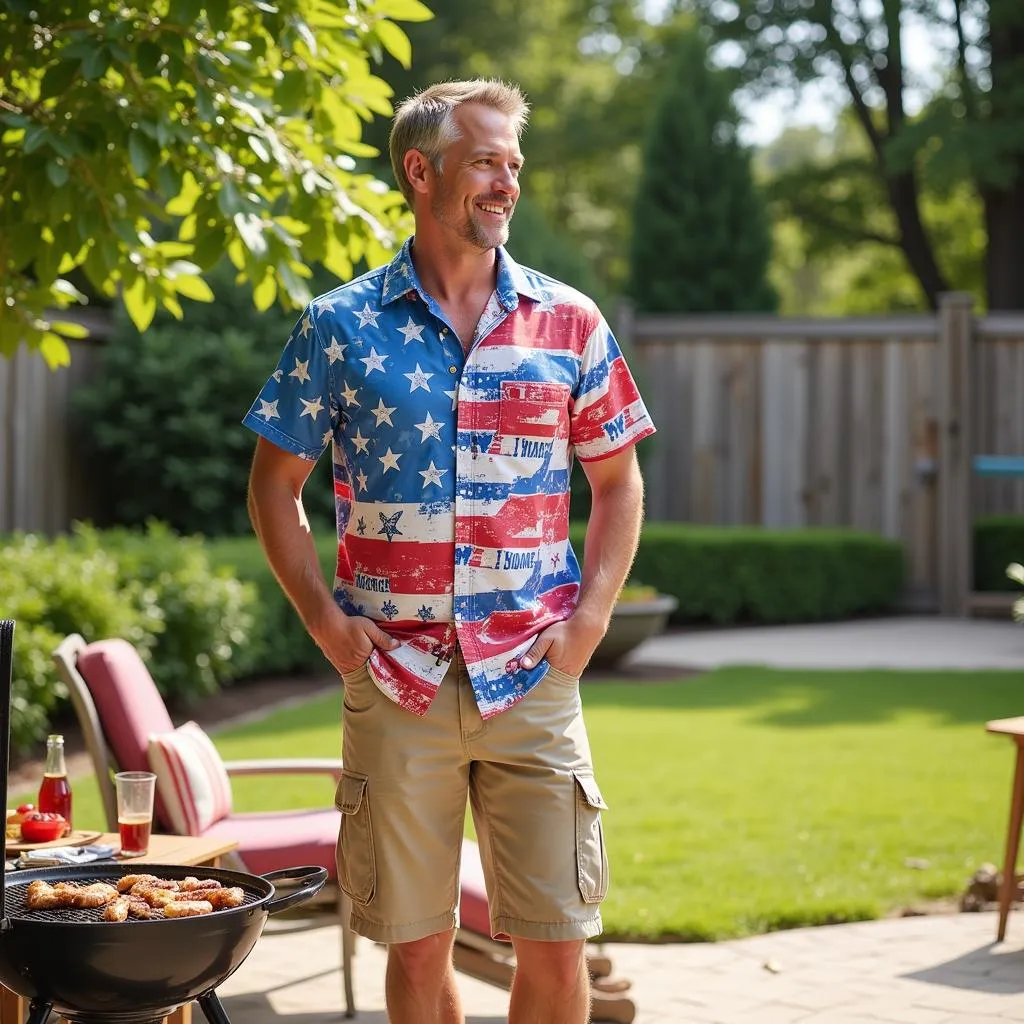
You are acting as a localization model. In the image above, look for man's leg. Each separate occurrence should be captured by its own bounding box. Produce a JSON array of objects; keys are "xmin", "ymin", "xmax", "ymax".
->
[
  {"xmin": 508, "ymin": 938, "xmax": 590, "ymax": 1024},
  {"xmin": 387, "ymin": 928, "xmax": 463, "ymax": 1024}
]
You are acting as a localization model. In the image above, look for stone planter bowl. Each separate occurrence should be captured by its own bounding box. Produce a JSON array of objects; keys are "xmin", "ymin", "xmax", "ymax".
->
[{"xmin": 588, "ymin": 594, "xmax": 679, "ymax": 669}]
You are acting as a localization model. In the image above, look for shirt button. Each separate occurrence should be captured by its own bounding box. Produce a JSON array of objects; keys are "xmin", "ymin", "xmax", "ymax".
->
[
  {"xmin": 448, "ymin": 365, "xmax": 458, "ymax": 374},
  {"xmin": 440, "ymin": 328, "xmax": 448, "ymax": 337}
]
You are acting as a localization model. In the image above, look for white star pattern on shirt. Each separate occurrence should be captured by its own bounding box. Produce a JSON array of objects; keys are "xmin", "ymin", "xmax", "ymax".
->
[
  {"xmin": 272, "ymin": 369, "xmax": 283, "ymax": 382},
  {"xmin": 360, "ymin": 347, "xmax": 387, "ymax": 374},
  {"xmin": 322, "ymin": 428, "xmax": 333, "ymax": 447},
  {"xmin": 444, "ymin": 389, "xmax": 458, "ymax": 410},
  {"xmin": 535, "ymin": 291, "xmax": 558, "ymax": 314},
  {"xmin": 324, "ymin": 336, "xmax": 347, "ymax": 364},
  {"xmin": 299, "ymin": 314, "xmax": 314, "ymax": 338},
  {"xmin": 351, "ymin": 428, "xmax": 370, "ymax": 454},
  {"xmin": 314, "ymin": 296, "xmax": 337, "ymax": 316},
  {"xmin": 379, "ymin": 447, "xmax": 402, "ymax": 474},
  {"xmin": 372, "ymin": 398, "xmax": 397, "ymax": 426},
  {"xmin": 356, "ymin": 469, "xmax": 368, "ymax": 492},
  {"xmin": 300, "ymin": 396, "xmax": 324, "ymax": 420},
  {"xmin": 404, "ymin": 363, "xmax": 433, "ymax": 392},
  {"xmin": 397, "ymin": 317, "xmax": 426, "ymax": 344},
  {"xmin": 257, "ymin": 398, "xmax": 280, "ymax": 421},
  {"xmin": 414, "ymin": 411, "xmax": 443, "ymax": 442},
  {"xmin": 419, "ymin": 461, "xmax": 447, "ymax": 489},
  {"xmin": 353, "ymin": 302, "xmax": 381, "ymax": 329},
  {"xmin": 289, "ymin": 357, "xmax": 310, "ymax": 384},
  {"xmin": 340, "ymin": 383, "xmax": 360, "ymax": 408}
]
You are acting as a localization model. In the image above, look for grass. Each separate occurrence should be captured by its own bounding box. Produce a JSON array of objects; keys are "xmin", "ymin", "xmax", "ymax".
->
[{"xmin": 10, "ymin": 666, "xmax": 1023, "ymax": 942}]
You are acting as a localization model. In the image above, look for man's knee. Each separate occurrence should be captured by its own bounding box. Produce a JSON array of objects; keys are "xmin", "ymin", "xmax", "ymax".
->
[
  {"xmin": 388, "ymin": 928, "xmax": 456, "ymax": 984},
  {"xmin": 512, "ymin": 938, "xmax": 587, "ymax": 989}
]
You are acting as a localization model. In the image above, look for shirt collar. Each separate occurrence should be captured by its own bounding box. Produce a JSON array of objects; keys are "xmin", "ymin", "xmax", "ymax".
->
[{"xmin": 381, "ymin": 238, "xmax": 545, "ymax": 310}]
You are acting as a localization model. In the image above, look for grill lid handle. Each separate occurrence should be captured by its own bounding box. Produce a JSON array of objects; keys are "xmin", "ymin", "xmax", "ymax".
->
[
  {"xmin": 0, "ymin": 619, "xmax": 15, "ymax": 926},
  {"xmin": 261, "ymin": 865, "xmax": 327, "ymax": 916}
]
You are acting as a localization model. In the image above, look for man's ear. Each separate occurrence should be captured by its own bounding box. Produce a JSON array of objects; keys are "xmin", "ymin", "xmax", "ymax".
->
[{"xmin": 403, "ymin": 149, "xmax": 433, "ymax": 196}]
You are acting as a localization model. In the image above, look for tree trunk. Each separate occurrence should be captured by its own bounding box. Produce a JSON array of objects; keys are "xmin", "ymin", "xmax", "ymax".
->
[
  {"xmin": 885, "ymin": 171, "xmax": 949, "ymax": 310},
  {"xmin": 984, "ymin": 177, "xmax": 1024, "ymax": 310}
]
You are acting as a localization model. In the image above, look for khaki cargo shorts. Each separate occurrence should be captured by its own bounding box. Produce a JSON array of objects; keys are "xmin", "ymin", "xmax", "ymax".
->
[{"xmin": 334, "ymin": 650, "xmax": 609, "ymax": 945}]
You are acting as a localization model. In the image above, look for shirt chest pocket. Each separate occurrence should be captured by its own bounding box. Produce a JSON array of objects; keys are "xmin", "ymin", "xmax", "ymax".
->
[{"xmin": 495, "ymin": 380, "xmax": 571, "ymax": 452}]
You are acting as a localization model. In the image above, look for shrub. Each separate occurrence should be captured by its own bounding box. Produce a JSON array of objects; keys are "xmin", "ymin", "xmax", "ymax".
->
[
  {"xmin": 974, "ymin": 515, "xmax": 1024, "ymax": 591},
  {"xmin": 570, "ymin": 522, "xmax": 904, "ymax": 624},
  {"xmin": 1, "ymin": 523, "xmax": 257, "ymax": 751},
  {"xmin": 203, "ymin": 533, "xmax": 336, "ymax": 679},
  {"xmin": 72, "ymin": 261, "xmax": 336, "ymax": 537}
]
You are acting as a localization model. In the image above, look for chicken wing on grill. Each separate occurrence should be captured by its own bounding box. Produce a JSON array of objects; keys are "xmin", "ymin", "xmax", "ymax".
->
[{"xmin": 27, "ymin": 880, "xmax": 118, "ymax": 910}]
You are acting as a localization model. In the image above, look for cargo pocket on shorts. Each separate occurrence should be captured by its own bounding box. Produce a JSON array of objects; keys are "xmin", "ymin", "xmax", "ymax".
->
[
  {"xmin": 573, "ymin": 770, "xmax": 609, "ymax": 904},
  {"xmin": 335, "ymin": 771, "xmax": 375, "ymax": 906}
]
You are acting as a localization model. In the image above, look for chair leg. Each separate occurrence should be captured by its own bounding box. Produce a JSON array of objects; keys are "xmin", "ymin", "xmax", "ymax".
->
[
  {"xmin": 338, "ymin": 889, "xmax": 357, "ymax": 1018},
  {"xmin": 997, "ymin": 743, "xmax": 1024, "ymax": 941}
]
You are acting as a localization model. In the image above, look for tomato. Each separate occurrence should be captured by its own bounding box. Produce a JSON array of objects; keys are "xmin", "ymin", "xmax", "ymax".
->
[
  {"xmin": 19, "ymin": 812, "xmax": 67, "ymax": 844},
  {"xmin": 16, "ymin": 803, "xmax": 33, "ymax": 815}
]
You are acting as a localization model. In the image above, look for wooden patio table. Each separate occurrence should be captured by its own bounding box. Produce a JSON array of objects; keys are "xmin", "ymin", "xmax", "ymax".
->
[
  {"xmin": 0, "ymin": 832, "xmax": 239, "ymax": 1024},
  {"xmin": 986, "ymin": 716, "xmax": 1024, "ymax": 941}
]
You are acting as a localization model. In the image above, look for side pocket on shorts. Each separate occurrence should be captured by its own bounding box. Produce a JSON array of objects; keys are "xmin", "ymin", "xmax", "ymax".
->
[
  {"xmin": 573, "ymin": 770, "xmax": 609, "ymax": 904},
  {"xmin": 342, "ymin": 663, "xmax": 376, "ymax": 714},
  {"xmin": 335, "ymin": 771, "xmax": 376, "ymax": 906}
]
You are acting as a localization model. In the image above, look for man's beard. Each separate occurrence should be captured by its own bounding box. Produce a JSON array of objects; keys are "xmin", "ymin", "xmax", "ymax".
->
[{"xmin": 431, "ymin": 190, "xmax": 512, "ymax": 250}]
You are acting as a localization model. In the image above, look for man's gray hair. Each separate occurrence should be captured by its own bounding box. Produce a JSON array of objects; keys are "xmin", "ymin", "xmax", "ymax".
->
[{"xmin": 389, "ymin": 79, "xmax": 529, "ymax": 205}]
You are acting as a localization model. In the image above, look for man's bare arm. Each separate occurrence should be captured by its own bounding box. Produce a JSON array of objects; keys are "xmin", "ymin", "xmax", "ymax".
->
[
  {"xmin": 248, "ymin": 436, "xmax": 398, "ymax": 674},
  {"xmin": 521, "ymin": 445, "xmax": 645, "ymax": 675}
]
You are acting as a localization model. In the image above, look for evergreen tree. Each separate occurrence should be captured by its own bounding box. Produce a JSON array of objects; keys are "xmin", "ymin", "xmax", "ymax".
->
[{"xmin": 628, "ymin": 30, "xmax": 777, "ymax": 314}]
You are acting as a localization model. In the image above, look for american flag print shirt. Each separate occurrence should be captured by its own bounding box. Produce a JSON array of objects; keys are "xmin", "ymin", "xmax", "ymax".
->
[{"xmin": 244, "ymin": 240, "xmax": 656, "ymax": 718}]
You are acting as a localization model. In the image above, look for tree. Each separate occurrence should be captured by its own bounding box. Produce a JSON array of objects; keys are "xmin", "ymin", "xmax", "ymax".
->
[
  {"xmin": 0, "ymin": 0, "xmax": 428, "ymax": 367},
  {"xmin": 692, "ymin": 0, "xmax": 1024, "ymax": 311},
  {"xmin": 628, "ymin": 28, "xmax": 776, "ymax": 313}
]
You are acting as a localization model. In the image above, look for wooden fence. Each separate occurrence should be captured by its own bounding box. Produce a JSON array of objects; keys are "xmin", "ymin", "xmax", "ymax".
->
[
  {"xmin": 0, "ymin": 317, "xmax": 107, "ymax": 536},
  {"xmin": 622, "ymin": 293, "xmax": 1024, "ymax": 616}
]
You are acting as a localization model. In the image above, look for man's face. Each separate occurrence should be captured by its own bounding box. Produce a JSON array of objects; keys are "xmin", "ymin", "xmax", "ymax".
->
[{"xmin": 426, "ymin": 103, "xmax": 523, "ymax": 251}]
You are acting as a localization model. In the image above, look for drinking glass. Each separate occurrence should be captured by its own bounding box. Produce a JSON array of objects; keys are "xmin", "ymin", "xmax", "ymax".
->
[{"xmin": 115, "ymin": 771, "xmax": 156, "ymax": 857}]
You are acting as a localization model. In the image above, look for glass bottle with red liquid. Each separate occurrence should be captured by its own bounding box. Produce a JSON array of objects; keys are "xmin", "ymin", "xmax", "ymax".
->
[{"xmin": 38, "ymin": 733, "xmax": 73, "ymax": 836}]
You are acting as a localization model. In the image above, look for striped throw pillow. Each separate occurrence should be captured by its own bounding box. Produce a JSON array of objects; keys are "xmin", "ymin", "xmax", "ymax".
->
[{"xmin": 147, "ymin": 721, "xmax": 232, "ymax": 836}]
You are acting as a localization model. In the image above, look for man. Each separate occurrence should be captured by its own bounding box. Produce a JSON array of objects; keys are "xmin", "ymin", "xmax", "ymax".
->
[{"xmin": 244, "ymin": 79, "xmax": 655, "ymax": 1024}]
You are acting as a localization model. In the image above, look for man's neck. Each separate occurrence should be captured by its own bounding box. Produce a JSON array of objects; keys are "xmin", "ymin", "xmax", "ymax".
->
[{"xmin": 410, "ymin": 228, "xmax": 499, "ymax": 304}]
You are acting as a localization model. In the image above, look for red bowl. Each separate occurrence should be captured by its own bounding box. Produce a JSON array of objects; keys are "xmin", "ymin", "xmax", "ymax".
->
[{"xmin": 19, "ymin": 814, "xmax": 67, "ymax": 844}]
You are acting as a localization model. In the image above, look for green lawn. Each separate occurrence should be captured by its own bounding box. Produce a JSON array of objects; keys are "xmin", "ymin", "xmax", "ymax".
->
[{"xmin": 12, "ymin": 667, "xmax": 1023, "ymax": 941}]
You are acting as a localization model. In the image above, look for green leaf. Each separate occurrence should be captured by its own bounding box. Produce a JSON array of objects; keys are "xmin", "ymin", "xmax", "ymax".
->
[
  {"xmin": 22, "ymin": 124, "xmax": 49, "ymax": 154},
  {"xmin": 46, "ymin": 160, "xmax": 69, "ymax": 187},
  {"xmin": 39, "ymin": 332, "xmax": 72, "ymax": 369},
  {"xmin": 136, "ymin": 41, "xmax": 162, "ymax": 78},
  {"xmin": 274, "ymin": 69, "xmax": 308, "ymax": 114},
  {"xmin": 48, "ymin": 320, "xmax": 90, "ymax": 339},
  {"xmin": 129, "ymin": 132, "xmax": 154, "ymax": 176},
  {"xmin": 172, "ymin": 274, "xmax": 215, "ymax": 302},
  {"xmin": 123, "ymin": 275, "xmax": 158, "ymax": 332},
  {"xmin": 157, "ymin": 163, "xmax": 183, "ymax": 202},
  {"xmin": 166, "ymin": 171, "xmax": 203, "ymax": 216},
  {"xmin": 252, "ymin": 271, "xmax": 277, "ymax": 311},
  {"xmin": 373, "ymin": 0, "xmax": 433, "ymax": 23},
  {"xmin": 40, "ymin": 60, "xmax": 80, "ymax": 99},
  {"xmin": 217, "ymin": 180, "xmax": 243, "ymax": 217},
  {"xmin": 80, "ymin": 46, "xmax": 110, "ymax": 82},
  {"xmin": 375, "ymin": 21, "xmax": 412, "ymax": 68},
  {"xmin": 168, "ymin": 0, "xmax": 203, "ymax": 25}
]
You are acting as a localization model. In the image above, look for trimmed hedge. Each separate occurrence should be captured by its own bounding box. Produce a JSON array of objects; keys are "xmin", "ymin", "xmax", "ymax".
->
[
  {"xmin": 569, "ymin": 522, "xmax": 905, "ymax": 624},
  {"xmin": 974, "ymin": 515, "xmax": 1024, "ymax": 592}
]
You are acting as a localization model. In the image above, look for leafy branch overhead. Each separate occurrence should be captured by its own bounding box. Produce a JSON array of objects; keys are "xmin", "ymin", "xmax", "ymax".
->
[{"xmin": 0, "ymin": 0, "xmax": 429, "ymax": 367}]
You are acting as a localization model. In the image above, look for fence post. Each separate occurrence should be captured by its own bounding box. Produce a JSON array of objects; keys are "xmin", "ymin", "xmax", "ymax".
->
[{"xmin": 936, "ymin": 292, "xmax": 974, "ymax": 616}]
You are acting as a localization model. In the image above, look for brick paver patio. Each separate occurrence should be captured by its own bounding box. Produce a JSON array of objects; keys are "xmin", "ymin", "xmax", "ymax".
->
[{"xmin": 217, "ymin": 909, "xmax": 1024, "ymax": 1023}]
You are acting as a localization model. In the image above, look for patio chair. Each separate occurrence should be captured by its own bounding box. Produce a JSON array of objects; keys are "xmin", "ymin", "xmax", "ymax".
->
[{"xmin": 52, "ymin": 633, "xmax": 357, "ymax": 1018}]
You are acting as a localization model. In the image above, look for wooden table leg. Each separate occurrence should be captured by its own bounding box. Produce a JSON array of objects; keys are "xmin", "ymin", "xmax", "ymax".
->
[
  {"xmin": 165, "ymin": 1004, "xmax": 192, "ymax": 1024},
  {"xmin": 998, "ymin": 742, "xmax": 1024, "ymax": 941},
  {"xmin": 0, "ymin": 986, "xmax": 22, "ymax": 1024}
]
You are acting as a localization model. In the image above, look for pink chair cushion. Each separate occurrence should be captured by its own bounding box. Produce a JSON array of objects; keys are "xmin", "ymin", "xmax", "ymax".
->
[
  {"xmin": 460, "ymin": 838, "xmax": 504, "ymax": 939},
  {"xmin": 202, "ymin": 809, "xmax": 340, "ymax": 879},
  {"xmin": 78, "ymin": 639, "xmax": 174, "ymax": 773}
]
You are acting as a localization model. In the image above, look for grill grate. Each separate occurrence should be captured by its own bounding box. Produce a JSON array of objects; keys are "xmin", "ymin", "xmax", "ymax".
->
[{"xmin": 6, "ymin": 876, "xmax": 264, "ymax": 923}]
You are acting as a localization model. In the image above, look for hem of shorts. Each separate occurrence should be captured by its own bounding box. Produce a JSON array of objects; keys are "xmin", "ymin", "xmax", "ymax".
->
[
  {"xmin": 491, "ymin": 913, "xmax": 603, "ymax": 942},
  {"xmin": 349, "ymin": 909, "xmax": 456, "ymax": 944}
]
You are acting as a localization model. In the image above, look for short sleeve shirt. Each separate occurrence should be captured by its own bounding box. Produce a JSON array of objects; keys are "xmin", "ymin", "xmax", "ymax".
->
[{"xmin": 243, "ymin": 239, "xmax": 656, "ymax": 718}]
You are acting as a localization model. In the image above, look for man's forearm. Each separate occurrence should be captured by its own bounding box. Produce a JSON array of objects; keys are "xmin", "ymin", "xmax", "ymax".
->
[
  {"xmin": 574, "ymin": 467, "xmax": 645, "ymax": 633},
  {"xmin": 248, "ymin": 480, "xmax": 335, "ymax": 638}
]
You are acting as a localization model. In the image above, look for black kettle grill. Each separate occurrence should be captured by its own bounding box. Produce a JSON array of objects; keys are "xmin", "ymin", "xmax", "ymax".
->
[{"xmin": 0, "ymin": 620, "xmax": 328, "ymax": 1024}]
